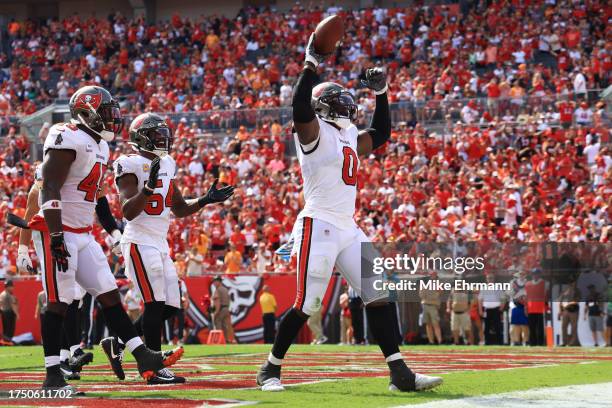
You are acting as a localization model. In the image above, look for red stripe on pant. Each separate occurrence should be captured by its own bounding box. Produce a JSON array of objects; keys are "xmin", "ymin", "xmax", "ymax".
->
[
  {"xmin": 130, "ymin": 243, "xmax": 154, "ymax": 303},
  {"xmin": 293, "ymin": 217, "xmax": 313, "ymax": 310},
  {"xmin": 41, "ymin": 233, "xmax": 59, "ymax": 303}
]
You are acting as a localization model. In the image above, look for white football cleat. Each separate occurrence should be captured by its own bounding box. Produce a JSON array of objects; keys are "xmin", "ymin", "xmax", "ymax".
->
[{"xmin": 261, "ymin": 377, "xmax": 285, "ymax": 392}]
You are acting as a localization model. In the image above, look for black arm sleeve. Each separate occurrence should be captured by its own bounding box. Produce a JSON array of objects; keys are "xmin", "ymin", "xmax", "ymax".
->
[
  {"xmin": 96, "ymin": 196, "xmax": 121, "ymax": 234},
  {"xmin": 367, "ymin": 93, "xmax": 391, "ymax": 150},
  {"xmin": 292, "ymin": 67, "xmax": 318, "ymax": 123}
]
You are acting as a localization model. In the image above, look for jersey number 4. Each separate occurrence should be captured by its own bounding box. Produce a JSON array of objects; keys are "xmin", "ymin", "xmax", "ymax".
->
[
  {"xmin": 78, "ymin": 163, "xmax": 107, "ymax": 202},
  {"xmin": 342, "ymin": 146, "xmax": 358, "ymax": 186},
  {"xmin": 145, "ymin": 180, "xmax": 173, "ymax": 215}
]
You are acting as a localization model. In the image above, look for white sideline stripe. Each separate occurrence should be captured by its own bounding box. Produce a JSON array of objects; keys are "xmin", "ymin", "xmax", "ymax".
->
[{"xmin": 394, "ymin": 382, "xmax": 612, "ymax": 408}]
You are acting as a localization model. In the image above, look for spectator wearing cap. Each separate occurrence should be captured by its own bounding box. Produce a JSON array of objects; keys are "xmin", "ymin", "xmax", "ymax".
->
[
  {"xmin": 0, "ymin": 280, "xmax": 18, "ymax": 341},
  {"xmin": 525, "ymin": 268, "xmax": 548, "ymax": 346}
]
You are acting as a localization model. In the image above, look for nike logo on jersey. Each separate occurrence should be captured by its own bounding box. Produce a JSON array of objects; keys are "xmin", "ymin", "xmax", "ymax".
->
[
  {"xmin": 96, "ymin": 154, "xmax": 106, "ymax": 160},
  {"xmin": 339, "ymin": 138, "xmax": 350, "ymax": 145}
]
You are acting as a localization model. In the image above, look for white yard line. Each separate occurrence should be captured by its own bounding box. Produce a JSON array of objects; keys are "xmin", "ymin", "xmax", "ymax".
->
[{"xmin": 395, "ymin": 382, "xmax": 612, "ymax": 408}]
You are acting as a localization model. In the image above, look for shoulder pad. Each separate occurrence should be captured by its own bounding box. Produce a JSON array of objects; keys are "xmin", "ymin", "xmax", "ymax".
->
[
  {"xmin": 113, "ymin": 155, "xmax": 140, "ymax": 178},
  {"xmin": 44, "ymin": 123, "xmax": 81, "ymax": 151}
]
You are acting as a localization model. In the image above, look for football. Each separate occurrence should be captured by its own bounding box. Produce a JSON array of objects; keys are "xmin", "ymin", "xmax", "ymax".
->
[{"xmin": 314, "ymin": 15, "xmax": 344, "ymax": 54}]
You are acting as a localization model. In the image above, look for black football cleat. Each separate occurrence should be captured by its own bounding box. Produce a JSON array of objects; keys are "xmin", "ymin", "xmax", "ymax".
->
[
  {"xmin": 100, "ymin": 337, "xmax": 125, "ymax": 380},
  {"xmin": 256, "ymin": 361, "xmax": 284, "ymax": 391},
  {"xmin": 60, "ymin": 360, "xmax": 80, "ymax": 380},
  {"xmin": 69, "ymin": 348, "xmax": 94, "ymax": 373},
  {"xmin": 146, "ymin": 368, "xmax": 186, "ymax": 385},
  {"xmin": 137, "ymin": 347, "xmax": 184, "ymax": 381},
  {"xmin": 43, "ymin": 365, "xmax": 78, "ymax": 392},
  {"xmin": 388, "ymin": 359, "xmax": 442, "ymax": 391}
]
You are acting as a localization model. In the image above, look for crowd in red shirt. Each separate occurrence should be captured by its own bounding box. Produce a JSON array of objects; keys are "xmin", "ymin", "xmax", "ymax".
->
[
  {"xmin": 1, "ymin": 1, "xmax": 610, "ymax": 121},
  {"xmin": 0, "ymin": 2, "xmax": 610, "ymax": 276}
]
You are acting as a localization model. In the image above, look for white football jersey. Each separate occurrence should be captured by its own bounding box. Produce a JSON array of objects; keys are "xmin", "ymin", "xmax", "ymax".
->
[
  {"xmin": 38, "ymin": 122, "xmax": 110, "ymax": 229},
  {"xmin": 294, "ymin": 117, "xmax": 360, "ymax": 230},
  {"xmin": 113, "ymin": 154, "xmax": 176, "ymax": 251}
]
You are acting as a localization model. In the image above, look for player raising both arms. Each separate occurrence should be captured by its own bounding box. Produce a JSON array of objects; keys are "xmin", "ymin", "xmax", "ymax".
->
[
  {"xmin": 256, "ymin": 34, "xmax": 443, "ymax": 392},
  {"xmin": 35, "ymin": 86, "xmax": 183, "ymax": 391},
  {"xmin": 105, "ymin": 113, "xmax": 234, "ymax": 384}
]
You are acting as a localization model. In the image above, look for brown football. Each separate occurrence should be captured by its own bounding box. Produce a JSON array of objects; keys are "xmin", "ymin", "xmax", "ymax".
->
[{"xmin": 314, "ymin": 15, "xmax": 344, "ymax": 54}]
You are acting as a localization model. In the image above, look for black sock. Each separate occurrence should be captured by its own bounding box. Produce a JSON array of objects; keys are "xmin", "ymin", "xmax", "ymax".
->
[
  {"xmin": 163, "ymin": 305, "xmax": 180, "ymax": 320},
  {"xmin": 63, "ymin": 300, "xmax": 80, "ymax": 349},
  {"xmin": 101, "ymin": 303, "xmax": 140, "ymax": 345},
  {"xmin": 143, "ymin": 301, "xmax": 165, "ymax": 351},
  {"xmin": 134, "ymin": 314, "xmax": 144, "ymax": 337},
  {"xmin": 366, "ymin": 303, "xmax": 401, "ymax": 362},
  {"xmin": 41, "ymin": 310, "xmax": 64, "ymax": 364},
  {"xmin": 270, "ymin": 308, "xmax": 308, "ymax": 361}
]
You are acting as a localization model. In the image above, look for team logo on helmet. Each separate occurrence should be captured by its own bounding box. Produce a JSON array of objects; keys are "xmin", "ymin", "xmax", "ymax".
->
[{"xmin": 73, "ymin": 93, "xmax": 102, "ymax": 110}]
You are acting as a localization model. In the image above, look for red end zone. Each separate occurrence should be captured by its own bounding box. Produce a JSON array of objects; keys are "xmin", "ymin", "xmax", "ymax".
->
[{"xmin": 1, "ymin": 349, "xmax": 611, "ymax": 401}]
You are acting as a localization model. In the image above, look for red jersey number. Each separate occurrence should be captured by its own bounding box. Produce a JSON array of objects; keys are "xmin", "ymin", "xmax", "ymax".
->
[
  {"xmin": 341, "ymin": 146, "xmax": 358, "ymax": 186},
  {"xmin": 78, "ymin": 163, "xmax": 107, "ymax": 202},
  {"xmin": 144, "ymin": 180, "xmax": 173, "ymax": 216}
]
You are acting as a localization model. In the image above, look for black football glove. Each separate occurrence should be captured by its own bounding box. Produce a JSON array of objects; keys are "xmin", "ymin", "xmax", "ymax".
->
[
  {"xmin": 305, "ymin": 33, "xmax": 332, "ymax": 67},
  {"xmin": 198, "ymin": 179, "xmax": 235, "ymax": 207},
  {"xmin": 143, "ymin": 157, "xmax": 161, "ymax": 195},
  {"xmin": 49, "ymin": 232, "xmax": 70, "ymax": 272},
  {"xmin": 361, "ymin": 67, "xmax": 388, "ymax": 94}
]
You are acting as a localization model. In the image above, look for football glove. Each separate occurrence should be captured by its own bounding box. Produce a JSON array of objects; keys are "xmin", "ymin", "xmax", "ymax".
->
[
  {"xmin": 305, "ymin": 33, "xmax": 332, "ymax": 68},
  {"xmin": 17, "ymin": 245, "xmax": 33, "ymax": 273},
  {"xmin": 50, "ymin": 232, "xmax": 70, "ymax": 272},
  {"xmin": 198, "ymin": 179, "xmax": 235, "ymax": 207},
  {"xmin": 361, "ymin": 67, "xmax": 388, "ymax": 95},
  {"xmin": 143, "ymin": 157, "xmax": 161, "ymax": 195}
]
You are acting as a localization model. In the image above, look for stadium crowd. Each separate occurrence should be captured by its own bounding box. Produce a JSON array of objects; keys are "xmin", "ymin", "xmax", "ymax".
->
[{"xmin": 0, "ymin": 0, "xmax": 611, "ymax": 279}]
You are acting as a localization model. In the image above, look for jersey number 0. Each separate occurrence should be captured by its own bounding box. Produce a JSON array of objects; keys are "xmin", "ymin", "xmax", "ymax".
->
[{"xmin": 342, "ymin": 146, "xmax": 358, "ymax": 186}]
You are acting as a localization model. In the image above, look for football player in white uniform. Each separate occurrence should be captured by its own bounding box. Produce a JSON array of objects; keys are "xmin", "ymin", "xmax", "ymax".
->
[
  {"xmin": 35, "ymin": 86, "xmax": 183, "ymax": 390},
  {"xmin": 110, "ymin": 112, "xmax": 234, "ymax": 384},
  {"xmin": 257, "ymin": 34, "xmax": 443, "ymax": 392},
  {"xmin": 17, "ymin": 165, "xmax": 97, "ymax": 381}
]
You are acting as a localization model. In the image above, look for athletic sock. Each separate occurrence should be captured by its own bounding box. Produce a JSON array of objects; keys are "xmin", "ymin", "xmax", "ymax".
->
[
  {"xmin": 163, "ymin": 305, "xmax": 180, "ymax": 320},
  {"xmin": 101, "ymin": 303, "xmax": 141, "ymax": 347},
  {"xmin": 41, "ymin": 311, "xmax": 64, "ymax": 369},
  {"xmin": 134, "ymin": 314, "xmax": 144, "ymax": 337},
  {"xmin": 366, "ymin": 303, "xmax": 402, "ymax": 366},
  {"xmin": 143, "ymin": 301, "xmax": 165, "ymax": 351},
  {"xmin": 270, "ymin": 308, "xmax": 308, "ymax": 362},
  {"xmin": 63, "ymin": 300, "xmax": 81, "ymax": 347},
  {"xmin": 60, "ymin": 349, "xmax": 70, "ymax": 362}
]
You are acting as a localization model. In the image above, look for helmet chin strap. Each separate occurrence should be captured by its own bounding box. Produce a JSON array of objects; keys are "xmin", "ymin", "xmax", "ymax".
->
[
  {"xmin": 76, "ymin": 113, "xmax": 115, "ymax": 141},
  {"xmin": 323, "ymin": 117, "xmax": 352, "ymax": 129}
]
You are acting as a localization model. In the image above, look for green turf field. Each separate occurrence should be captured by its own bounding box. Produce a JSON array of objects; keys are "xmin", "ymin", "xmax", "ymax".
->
[{"xmin": 1, "ymin": 345, "xmax": 611, "ymax": 407}]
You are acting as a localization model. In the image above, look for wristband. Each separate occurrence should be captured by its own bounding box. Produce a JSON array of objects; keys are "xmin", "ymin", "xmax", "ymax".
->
[
  {"xmin": 374, "ymin": 83, "xmax": 388, "ymax": 95},
  {"xmin": 304, "ymin": 56, "xmax": 319, "ymax": 68},
  {"xmin": 142, "ymin": 186, "xmax": 154, "ymax": 196},
  {"xmin": 41, "ymin": 200, "xmax": 62, "ymax": 210}
]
